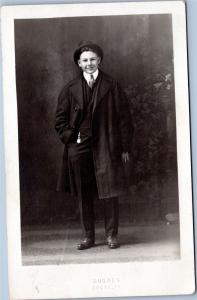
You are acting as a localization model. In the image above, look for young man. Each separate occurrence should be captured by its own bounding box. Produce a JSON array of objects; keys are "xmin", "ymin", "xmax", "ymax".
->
[{"xmin": 55, "ymin": 41, "xmax": 132, "ymax": 250}]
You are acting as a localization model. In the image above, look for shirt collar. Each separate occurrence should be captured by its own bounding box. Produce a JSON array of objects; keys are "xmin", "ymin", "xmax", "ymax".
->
[{"xmin": 83, "ymin": 69, "xmax": 99, "ymax": 83}]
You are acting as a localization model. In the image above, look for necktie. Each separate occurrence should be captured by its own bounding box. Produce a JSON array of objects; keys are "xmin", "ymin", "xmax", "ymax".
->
[{"xmin": 88, "ymin": 74, "xmax": 95, "ymax": 89}]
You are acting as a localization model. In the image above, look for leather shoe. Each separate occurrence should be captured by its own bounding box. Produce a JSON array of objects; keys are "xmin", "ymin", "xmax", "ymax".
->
[
  {"xmin": 77, "ymin": 238, "xmax": 94, "ymax": 250},
  {"xmin": 107, "ymin": 236, "xmax": 119, "ymax": 249}
]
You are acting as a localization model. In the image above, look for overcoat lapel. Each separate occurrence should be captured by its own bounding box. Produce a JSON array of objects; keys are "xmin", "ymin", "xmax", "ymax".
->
[
  {"xmin": 69, "ymin": 75, "xmax": 84, "ymax": 109},
  {"xmin": 69, "ymin": 71, "xmax": 112, "ymax": 112},
  {"xmin": 92, "ymin": 73, "xmax": 112, "ymax": 114}
]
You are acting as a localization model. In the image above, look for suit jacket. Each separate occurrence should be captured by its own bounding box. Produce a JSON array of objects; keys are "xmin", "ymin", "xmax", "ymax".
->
[{"xmin": 55, "ymin": 70, "xmax": 133, "ymax": 198}]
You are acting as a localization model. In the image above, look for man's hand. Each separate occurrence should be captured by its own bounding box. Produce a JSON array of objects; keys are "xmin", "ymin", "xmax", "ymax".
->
[{"xmin": 122, "ymin": 152, "xmax": 130, "ymax": 163}]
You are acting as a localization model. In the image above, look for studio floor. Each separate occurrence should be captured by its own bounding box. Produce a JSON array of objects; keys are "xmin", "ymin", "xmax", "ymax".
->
[{"xmin": 21, "ymin": 221, "xmax": 180, "ymax": 265}]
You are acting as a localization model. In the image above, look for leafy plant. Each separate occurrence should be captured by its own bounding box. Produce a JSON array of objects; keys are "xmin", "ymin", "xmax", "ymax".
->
[{"xmin": 124, "ymin": 72, "xmax": 178, "ymax": 219}]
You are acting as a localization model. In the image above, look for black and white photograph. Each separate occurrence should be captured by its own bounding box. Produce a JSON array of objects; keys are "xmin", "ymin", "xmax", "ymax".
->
[
  {"xmin": 1, "ymin": 1, "xmax": 195, "ymax": 299},
  {"xmin": 17, "ymin": 11, "xmax": 179, "ymax": 264}
]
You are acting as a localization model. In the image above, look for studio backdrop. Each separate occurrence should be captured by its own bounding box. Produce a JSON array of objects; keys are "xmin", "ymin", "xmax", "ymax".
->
[{"xmin": 14, "ymin": 14, "xmax": 178, "ymax": 226}]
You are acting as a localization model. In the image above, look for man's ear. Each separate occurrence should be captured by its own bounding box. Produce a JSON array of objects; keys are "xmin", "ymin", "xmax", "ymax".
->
[
  {"xmin": 98, "ymin": 56, "xmax": 101, "ymax": 64},
  {"xmin": 78, "ymin": 60, "xmax": 81, "ymax": 68}
]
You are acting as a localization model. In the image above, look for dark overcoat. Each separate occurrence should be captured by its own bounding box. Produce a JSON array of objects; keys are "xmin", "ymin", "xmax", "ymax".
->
[{"xmin": 55, "ymin": 70, "xmax": 133, "ymax": 199}]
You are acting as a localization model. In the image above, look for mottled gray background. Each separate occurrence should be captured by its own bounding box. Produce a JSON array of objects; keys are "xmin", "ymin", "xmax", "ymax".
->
[{"xmin": 14, "ymin": 14, "xmax": 179, "ymax": 226}]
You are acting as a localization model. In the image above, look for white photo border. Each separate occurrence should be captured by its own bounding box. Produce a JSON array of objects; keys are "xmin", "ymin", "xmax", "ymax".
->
[{"xmin": 1, "ymin": 1, "xmax": 195, "ymax": 299}]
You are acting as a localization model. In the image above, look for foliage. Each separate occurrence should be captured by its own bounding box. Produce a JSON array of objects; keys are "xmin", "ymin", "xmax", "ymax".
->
[
  {"xmin": 123, "ymin": 72, "xmax": 178, "ymax": 218},
  {"xmin": 125, "ymin": 72, "xmax": 175, "ymax": 180}
]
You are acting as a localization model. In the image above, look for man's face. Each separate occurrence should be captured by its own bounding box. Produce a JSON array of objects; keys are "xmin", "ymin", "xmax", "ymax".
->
[{"xmin": 78, "ymin": 51, "xmax": 101, "ymax": 74}]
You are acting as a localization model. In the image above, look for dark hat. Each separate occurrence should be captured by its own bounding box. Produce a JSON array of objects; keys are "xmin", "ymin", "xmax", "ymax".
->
[{"xmin": 73, "ymin": 40, "xmax": 103, "ymax": 64}]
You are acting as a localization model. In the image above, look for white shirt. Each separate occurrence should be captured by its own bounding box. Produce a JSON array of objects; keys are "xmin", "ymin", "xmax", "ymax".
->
[{"xmin": 83, "ymin": 69, "xmax": 99, "ymax": 84}]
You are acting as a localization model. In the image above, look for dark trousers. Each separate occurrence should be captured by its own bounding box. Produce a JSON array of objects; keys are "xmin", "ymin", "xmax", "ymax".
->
[{"xmin": 69, "ymin": 149, "xmax": 119, "ymax": 240}]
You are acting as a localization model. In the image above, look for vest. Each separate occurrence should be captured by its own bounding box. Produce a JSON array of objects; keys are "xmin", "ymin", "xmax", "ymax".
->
[{"xmin": 68, "ymin": 73, "xmax": 101, "ymax": 157}]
